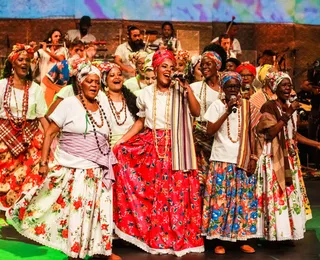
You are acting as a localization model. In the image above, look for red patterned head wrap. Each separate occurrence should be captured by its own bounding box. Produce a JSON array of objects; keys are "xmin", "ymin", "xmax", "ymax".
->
[
  {"xmin": 8, "ymin": 43, "xmax": 34, "ymax": 64},
  {"xmin": 236, "ymin": 62, "xmax": 256, "ymax": 77},
  {"xmin": 152, "ymin": 50, "xmax": 176, "ymax": 69}
]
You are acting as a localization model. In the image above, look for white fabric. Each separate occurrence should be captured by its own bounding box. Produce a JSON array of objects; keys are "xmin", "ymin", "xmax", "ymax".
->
[
  {"xmin": 204, "ymin": 99, "xmax": 241, "ymax": 164},
  {"xmin": 114, "ymin": 42, "xmax": 135, "ymax": 68},
  {"xmin": 136, "ymin": 84, "xmax": 173, "ymax": 130},
  {"xmin": 124, "ymin": 76, "xmax": 147, "ymax": 93},
  {"xmin": 65, "ymin": 29, "xmax": 96, "ymax": 44},
  {"xmin": 190, "ymin": 81, "xmax": 219, "ymax": 121},
  {"xmin": 49, "ymin": 96, "xmax": 110, "ymax": 169},
  {"xmin": 35, "ymin": 47, "xmax": 67, "ymax": 91},
  {"xmin": 211, "ymin": 37, "xmax": 242, "ymax": 57},
  {"xmin": 102, "ymin": 97, "xmax": 135, "ymax": 147},
  {"xmin": 0, "ymin": 79, "xmax": 47, "ymax": 119},
  {"xmin": 153, "ymin": 37, "xmax": 182, "ymax": 52}
]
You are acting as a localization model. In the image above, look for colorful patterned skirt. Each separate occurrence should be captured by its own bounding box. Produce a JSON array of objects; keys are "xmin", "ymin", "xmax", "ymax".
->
[
  {"xmin": 6, "ymin": 165, "xmax": 113, "ymax": 258},
  {"xmin": 0, "ymin": 129, "xmax": 44, "ymax": 210},
  {"xmin": 201, "ymin": 161, "xmax": 259, "ymax": 241},
  {"xmin": 193, "ymin": 122, "xmax": 213, "ymax": 185},
  {"xmin": 113, "ymin": 128, "xmax": 204, "ymax": 256},
  {"xmin": 255, "ymin": 141, "xmax": 308, "ymax": 241}
]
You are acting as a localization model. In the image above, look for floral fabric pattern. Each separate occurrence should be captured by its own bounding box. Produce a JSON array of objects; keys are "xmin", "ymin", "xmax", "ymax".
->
[
  {"xmin": 201, "ymin": 161, "xmax": 259, "ymax": 241},
  {"xmin": 255, "ymin": 138, "xmax": 308, "ymax": 241},
  {"xmin": 113, "ymin": 128, "xmax": 204, "ymax": 257},
  {"xmin": 0, "ymin": 129, "xmax": 44, "ymax": 210},
  {"xmin": 6, "ymin": 166, "xmax": 113, "ymax": 258}
]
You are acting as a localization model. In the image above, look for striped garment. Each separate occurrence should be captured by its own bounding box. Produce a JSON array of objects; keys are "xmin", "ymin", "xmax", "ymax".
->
[
  {"xmin": 171, "ymin": 82, "xmax": 197, "ymax": 171},
  {"xmin": 236, "ymin": 99, "xmax": 261, "ymax": 172},
  {"xmin": 59, "ymin": 132, "xmax": 117, "ymax": 189}
]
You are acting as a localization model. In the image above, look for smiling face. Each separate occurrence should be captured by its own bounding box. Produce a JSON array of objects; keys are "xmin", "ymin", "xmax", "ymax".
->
[
  {"xmin": 107, "ymin": 67, "xmax": 124, "ymax": 92},
  {"xmin": 136, "ymin": 57, "xmax": 145, "ymax": 76},
  {"xmin": 200, "ymin": 56, "xmax": 217, "ymax": 79},
  {"xmin": 276, "ymin": 78, "xmax": 292, "ymax": 103},
  {"xmin": 81, "ymin": 74, "xmax": 100, "ymax": 101},
  {"xmin": 155, "ymin": 58, "xmax": 175, "ymax": 88},
  {"xmin": 12, "ymin": 52, "xmax": 31, "ymax": 79},
  {"xmin": 223, "ymin": 78, "xmax": 241, "ymax": 100}
]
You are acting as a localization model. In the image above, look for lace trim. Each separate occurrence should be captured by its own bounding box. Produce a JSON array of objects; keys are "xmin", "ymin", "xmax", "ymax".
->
[{"xmin": 115, "ymin": 225, "xmax": 204, "ymax": 257}]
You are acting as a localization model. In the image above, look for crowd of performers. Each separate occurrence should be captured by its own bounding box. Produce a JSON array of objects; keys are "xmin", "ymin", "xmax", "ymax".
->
[{"xmin": 0, "ymin": 17, "xmax": 320, "ymax": 260}]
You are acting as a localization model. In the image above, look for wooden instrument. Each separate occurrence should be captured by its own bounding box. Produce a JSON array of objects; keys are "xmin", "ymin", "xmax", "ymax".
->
[{"xmin": 226, "ymin": 16, "xmax": 236, "ymax": 34}]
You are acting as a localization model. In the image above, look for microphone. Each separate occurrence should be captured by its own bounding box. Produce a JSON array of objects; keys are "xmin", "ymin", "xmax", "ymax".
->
[
  {"xmin": 289, "ymin": 95, "xmax": 306, "ymax": 118},
  {"xmin": 244, "ymin": 84, "xmax": 250, "ymax": 91},
  {"xmin": 230, "ymin": 95, "xmax": 237, "ymax": 113}
]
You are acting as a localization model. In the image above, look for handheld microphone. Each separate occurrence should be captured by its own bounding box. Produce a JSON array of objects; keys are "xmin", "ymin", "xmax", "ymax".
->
[
  {"xmin": 244, "ymin": 84, "xmax": 251, "ymax": 92},
  {"xmin": 289, "ymin": 95, "xmax": 306, "ymax": 117},
  {"xmin": 230, "ymin": 95, "xmax": 237, "ymax": 113}
]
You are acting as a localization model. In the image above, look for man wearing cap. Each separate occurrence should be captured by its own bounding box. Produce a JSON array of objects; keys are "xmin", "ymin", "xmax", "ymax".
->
[{"xmin": 66, "ymin": 15, "xmax": 96, "ymax": 44}]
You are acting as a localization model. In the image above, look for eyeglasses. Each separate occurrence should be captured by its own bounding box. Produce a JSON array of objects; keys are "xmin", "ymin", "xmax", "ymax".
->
[
  {"xmin": 224, "ymin": 84, "xmax": 241, "ymax": 89},
  {"xmin": 240, "ymin": 74, "xmax": 254, "ymax": 78}
]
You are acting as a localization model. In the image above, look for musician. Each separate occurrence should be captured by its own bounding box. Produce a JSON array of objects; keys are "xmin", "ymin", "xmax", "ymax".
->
[
  {"xmin": 211, "ymin": 21, "xmax": 242, "ymax": 58},
  {"xmin": 256, "ymin": 50, "xmax": 276, "ymax": 77},
  {"xmin": 114, "ymin": 25, "xmax": 145, "ymax": 79},
  {"xmin": 301, "ymin": 58, "xmax": 320, "ymax": 169},
  {"xmin": 65, "ymin": 15, "xmax": 96, "ymax": 44},
  {"xmin": 42, "ymin": 40, "xmax": 85, "ymax": 106},
  {"xmin": 218, "ymin": 34, "xmax": 236, "ymax": 59},
  {"xmin": 32, "ymin": 29, "xmax": 67, "ymax": 92},
  {"xmin": 153, "ymin": 21, "xmax": 181, "ymax": 54}
]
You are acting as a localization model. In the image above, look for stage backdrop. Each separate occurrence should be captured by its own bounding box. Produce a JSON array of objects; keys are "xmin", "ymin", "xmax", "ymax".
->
[{"xmin": 0, "ymin": 0, "xmax": 319, "ymax": 25}]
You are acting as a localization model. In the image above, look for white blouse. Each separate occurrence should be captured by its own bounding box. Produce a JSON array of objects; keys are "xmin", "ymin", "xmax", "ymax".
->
[
  {"xmin": 50, "ymin": 96, "xmax": 110, "ymax": 169},
  {"xmin": 136, "ymin": 84, "xmax": 173, "ymax": 130},
  {"xmin": 0, "ymin": 78, "xmax": 47, "ymax": 120},
  {"xmin": 190, "ymin": 80, "xmax": 220, "ymax": 121}
]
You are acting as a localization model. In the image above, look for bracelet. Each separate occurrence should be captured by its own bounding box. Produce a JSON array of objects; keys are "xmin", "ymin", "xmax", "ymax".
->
[
  {"xmin": 250, "ymin": 154, "xmax": 259, "ymax": 161},
  {"xmin": 39, "ymin": 160, "xmax": 48, "ymax": 167}
]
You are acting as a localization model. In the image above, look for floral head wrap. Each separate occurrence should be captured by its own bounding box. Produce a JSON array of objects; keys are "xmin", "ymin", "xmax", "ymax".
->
[
  {"xmin": 76, "ymin": 62, "xmax": 101, "ymax": 85},
  {"xmin": 129, "ymin": 50, "xmax": 149, "ymax": 65},
  {"xmin": 8, "ymin": 43, "xmax": 34, "ymax": 64},
  {"xmin": 236, "ymin": 62, "xmax": 256, "ymax": 77},
  {"xmin": 220, "ymin": 71, "xmax": 242, "ymax": 88},
  {"xmin": 152, "ymin": 50, "xmax": 176, "ymax": 69},
  {"xmin": 265, "ymin": 71, "xmax": 292, "ymax": 93},
  {"xmin": 176, "ymin": 50, "xmax": 191, "ymax": 64},
  {"xmin": 201, "ymin": 51, "xmax": 222, "ymax": 71},
  {"xmin": 93, "ymin": 61, "xmax": 121, "ymax": 86}
]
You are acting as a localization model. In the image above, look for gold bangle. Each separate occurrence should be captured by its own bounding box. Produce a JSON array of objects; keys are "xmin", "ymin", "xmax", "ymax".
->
[{"xmin": 39, "ymin": 160, "xmax": 48, "ymax": 167}]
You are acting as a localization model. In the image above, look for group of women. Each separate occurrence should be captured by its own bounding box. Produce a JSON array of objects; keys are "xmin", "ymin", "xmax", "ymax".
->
[{"xmin": 0, "ymin": 42, "xmax": 319, "ymax": 260}]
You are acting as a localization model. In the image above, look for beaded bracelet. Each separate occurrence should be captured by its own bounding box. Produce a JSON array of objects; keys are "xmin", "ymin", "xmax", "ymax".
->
[{"xmin": 39, "ymin": 160, "xmax": 48, "ymax": 167}]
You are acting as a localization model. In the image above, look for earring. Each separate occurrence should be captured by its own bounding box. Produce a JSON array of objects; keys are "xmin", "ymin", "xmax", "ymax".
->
[
  {"xmin": 11, "ymin": 68, "xmax": 14, "ymax": 75},
  {"xmin": 48, "ymin": 38, "xmax": 51, "ymax": 42}
]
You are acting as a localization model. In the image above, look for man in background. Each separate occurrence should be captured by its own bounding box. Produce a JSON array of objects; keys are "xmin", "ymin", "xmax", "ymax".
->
[{"xmin": 65, "ymin": 15, "xmax": 96, "ymax": 44}]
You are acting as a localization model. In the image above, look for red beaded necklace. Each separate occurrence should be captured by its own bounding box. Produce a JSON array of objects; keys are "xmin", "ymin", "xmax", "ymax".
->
[{"xmin": 3, "ymin": 76, "xmax": 29, "ymax": 131}]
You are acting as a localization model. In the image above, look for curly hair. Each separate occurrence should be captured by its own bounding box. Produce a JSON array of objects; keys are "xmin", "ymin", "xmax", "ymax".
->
[
  {"xmin": 122, "ymin": 85, "xmax": 139, "ymax": 120},
  {"xmin": 1, "ymin": 59, "xmax": 33, "ymax": 80},
  {"xmin": 202, "ymin": 43, "xmax": 227, "ymax": 71}
]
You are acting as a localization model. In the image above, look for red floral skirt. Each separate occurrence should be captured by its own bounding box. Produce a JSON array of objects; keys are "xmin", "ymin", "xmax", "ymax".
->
[
  {"xmin": 113, "ymin": 128, "xmax": 204, "ymax": 256},
  {"xmin": 0, "ymin": 129, "xmax": 44, "ymax": 210}
]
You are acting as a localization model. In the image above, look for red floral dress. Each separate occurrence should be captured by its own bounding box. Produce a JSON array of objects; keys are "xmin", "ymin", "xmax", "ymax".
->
[{"xmin": 113, "ymin": 129, "xmax": 204, "ymax": 256}]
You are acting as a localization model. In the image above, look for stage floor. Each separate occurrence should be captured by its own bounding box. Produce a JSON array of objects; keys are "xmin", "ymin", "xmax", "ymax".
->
[{"xmin": 1, "ymin": 179, "xmax": 320, "ymax": 260}]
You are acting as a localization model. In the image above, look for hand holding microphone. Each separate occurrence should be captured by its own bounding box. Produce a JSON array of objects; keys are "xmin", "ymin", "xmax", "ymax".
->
[{"xmin": 227, "ymin": 95, "xmax": 238, "ymax": 114}]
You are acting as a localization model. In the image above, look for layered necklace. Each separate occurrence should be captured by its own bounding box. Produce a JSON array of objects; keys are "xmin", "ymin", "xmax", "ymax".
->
[
  {"xmin": 106, "ymin": 90, "xmax": 127, "ymax": 126},
  {"xmin": 225, "ymin": 101, "xmax": 241, "ymax": 143},
  {"xmin": 3, "ymin": 76, "xmax": 29, "ymax": 131},
  {"xmin": 152, "ymin": 83, "xmax": 171, "ymax": 159},
  {"xmin": 79, "ymin": 93, "xmax": 112, "ymax": 155},
  {"xmin": 199, "ymin": 79, "xmax": 221, "ymax": 121}
]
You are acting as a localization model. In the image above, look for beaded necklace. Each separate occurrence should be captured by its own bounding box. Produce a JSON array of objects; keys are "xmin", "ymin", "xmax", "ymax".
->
[
  {"xmin": 152, "ymin": 83, "xmax": 171, "ymax": 159},
  {"xmin": 3, "ymin": 76, "xmax": 29, "ymax": 131},
  {"xmin": 106, "ymin": 91, "xmax": 127, "ymax": 126},
  {"xmin": 199, "ymin": 81, "xmax": 207, "ymax": 121},
  {"xmin": 79, "ymin": 93, "xmax": 112, "ymax": 155},
  {"xmin": 225, "ymin": 101, "xmax": 241, "ymax": 143}
]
